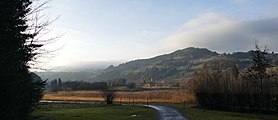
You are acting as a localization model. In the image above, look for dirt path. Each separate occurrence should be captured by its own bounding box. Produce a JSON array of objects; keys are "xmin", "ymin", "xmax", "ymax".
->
[{"xmin": 146, "ymin": 105, "xmax": 188, "ymax": 120}]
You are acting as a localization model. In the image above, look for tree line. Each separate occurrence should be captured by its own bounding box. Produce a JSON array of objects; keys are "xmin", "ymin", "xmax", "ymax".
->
[
  {"xmin": 48, "ymin": 79, "xmax": 108, "ymax": 92},
  {"xmin": 188, "ymin": 45, "xmax": 278, "ymax": 113}
]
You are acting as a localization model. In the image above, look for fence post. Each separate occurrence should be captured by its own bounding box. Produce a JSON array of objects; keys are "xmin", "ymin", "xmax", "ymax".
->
[
  {"xmin": 129, "ymin": 97, "xmax": 130, "ymax": 105},
  {"xmin": 147, "ymin": 98, "xmax": 149, "ymax": 107},
  {"xmin": 133, "ymin": 98, "xmax": 134, "ymax": 106}
]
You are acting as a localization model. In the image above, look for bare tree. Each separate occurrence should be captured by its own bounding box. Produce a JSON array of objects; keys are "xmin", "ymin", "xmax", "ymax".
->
[
  {"xmin": 190, "ymin": 44, "xmax": 278, "ymax": 112},
  {"xmin": 101, "ymin": 86, "xmax": 116, "ymax": 104}
]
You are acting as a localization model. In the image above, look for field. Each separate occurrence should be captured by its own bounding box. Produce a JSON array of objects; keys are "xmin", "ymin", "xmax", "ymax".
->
[
  {"xmin": 41, "ymin": 90, "xmax": 278, "ymax": 120},
  {"xmin": 163, "ymin": 103, "xmax": 278, "ymax": 120},
  {"xmin": 32, "ymin": 103, "xmax": 278, "ymax": 120},
  {"xmin": 31, "ymin": 103, "xmax": 157, "ymax": 120},
  {"xmin": 43, "ymin": 90, "xmax": 195, "ymax": 103}
]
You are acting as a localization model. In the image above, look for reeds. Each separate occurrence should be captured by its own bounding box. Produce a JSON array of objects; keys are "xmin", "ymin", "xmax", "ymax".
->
[{"xmin": 43, "ymin": 90, "xmax": 196, "ymax": 103}]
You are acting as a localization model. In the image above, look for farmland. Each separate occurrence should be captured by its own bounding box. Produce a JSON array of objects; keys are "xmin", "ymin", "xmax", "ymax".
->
[
  {"xmin": 31, "ymin": 103, "xmax": 157, "ymax": 120},
  {"xmin": 43, "ymin": 90, "xmax": 195, "ymax": 103}
]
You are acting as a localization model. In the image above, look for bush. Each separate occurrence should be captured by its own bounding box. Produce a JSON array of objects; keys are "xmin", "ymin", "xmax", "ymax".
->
[{"xmin": 190, "ymin": 46, "xmax": 278, "ymax": 113}]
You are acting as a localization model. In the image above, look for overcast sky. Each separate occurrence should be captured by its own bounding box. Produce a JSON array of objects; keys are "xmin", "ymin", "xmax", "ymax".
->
[{"xmin": 39, "ymin": 0, "xmax": 278, "ymax": 71}]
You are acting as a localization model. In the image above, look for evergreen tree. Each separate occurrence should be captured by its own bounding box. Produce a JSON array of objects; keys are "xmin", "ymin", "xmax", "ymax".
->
[
  {"xmin": 243, "ymin": 44, "xmax": 270, "ymax": 94},
  {"xmin": 242, "ymin": 44, "xmax": 271, "ymax": 109},
  {"xmin": 0, "ymin": 0, "xmax": 47, "ymax": 119},
  {"xmin": 58, "ymin": 78, "xmax": 63, "ymax": 87}
]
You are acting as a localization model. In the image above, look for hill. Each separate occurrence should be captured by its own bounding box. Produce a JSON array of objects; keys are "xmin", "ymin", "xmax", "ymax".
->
[
  {"xmin": 94, "ymin": 47, "xmax": 278, "ymax": 82},
  {"xmin": 37, "ymin": 47, "xmax": 278, "ymax": 83}
]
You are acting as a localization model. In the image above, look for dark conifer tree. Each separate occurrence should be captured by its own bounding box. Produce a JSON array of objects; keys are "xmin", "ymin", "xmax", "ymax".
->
[
  {"xmin": 0, "ymin": 0, "xmax": 47, "ymax": 119},
  {"xmin": 243, "ymin": 44, "xmax": 270, "ymax": 94},
  {"xmin": 58, "ymin": 78, "xmax": 63, "ymax": 87}
]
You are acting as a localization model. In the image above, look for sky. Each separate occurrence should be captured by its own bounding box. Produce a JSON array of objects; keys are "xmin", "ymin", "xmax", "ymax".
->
[{"xmin": 37, "ymin": 0, "xmax": 278, "ymax": 71}]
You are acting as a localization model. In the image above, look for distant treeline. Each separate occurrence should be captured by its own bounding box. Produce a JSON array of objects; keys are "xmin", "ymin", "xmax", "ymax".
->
[
  {"xmin": 187, "ymin": 46, "xmax": 278, "ymax": 113},
  {"xmin": 48, "ymin": 78, "xmax": 136, "ymax": 92},
  {"xmin": 48, "ymin": 78, "xmax": 107, "ymax": 92}
]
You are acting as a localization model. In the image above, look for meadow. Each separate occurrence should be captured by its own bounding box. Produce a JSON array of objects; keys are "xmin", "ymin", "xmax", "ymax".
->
[
  {"xmin": 31, "ymin": 103, "xmax": 157, "ymax": 120},
  {"xmin": 170, "ymin": 104, "xmax": 278, "ymax": 120},
  {"xmin": 32, "ymin": 102, "xmax": 278, "ymax": 120},
  {"xmin": 43, "ymin": 90, "xmax": 195, "ymax": 103},
  {"xmin": 41, "ymin": 90, "xmax": 278, "ymax": 120}
]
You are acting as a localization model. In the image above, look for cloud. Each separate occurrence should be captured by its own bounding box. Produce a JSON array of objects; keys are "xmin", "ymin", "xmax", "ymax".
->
[
  {"xmin": 182, "ymin": 13, "xmax": 233, "ymax": 31},
  {"xmin": 162, "ymin": 12, "xmax": 278, "ymax": 53}
]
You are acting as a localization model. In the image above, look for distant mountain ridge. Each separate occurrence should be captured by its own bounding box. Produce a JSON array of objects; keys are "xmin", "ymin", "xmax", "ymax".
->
[
  {"xmin": 95, "ymin": 47, "xmax": 218, "ymax": 82},
  {"xmin": 37, "ymin": 47, "xmax": 278, "ymax": 83},
  {"xmin": 95, "ymin": 47, "xmax": 278, "ymax": 82}
]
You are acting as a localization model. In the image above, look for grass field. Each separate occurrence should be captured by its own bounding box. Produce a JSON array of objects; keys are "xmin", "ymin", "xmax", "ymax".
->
[
  {"xmin": 43, "ymin": 90, "xmax": 195, "ymax": 103},
  {"xmin": 31, "ymin": 103, "xmax": 157, "ymax": 120},
  {"xmin": 39, "ymin": 91, "xmax": 278, "ymax": 120},
  {"xmin": 164, "ymin": 103, "xmax": 278, "ymax": 120},
  {"xmin": 31, "ymin": 102, "xmax": 278, "ymax": 120}
]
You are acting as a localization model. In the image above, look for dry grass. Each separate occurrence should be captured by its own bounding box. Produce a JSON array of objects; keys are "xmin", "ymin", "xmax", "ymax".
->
[{"xmin": 43, "ymin": 90, "xmax": 196, "ymax": 103}]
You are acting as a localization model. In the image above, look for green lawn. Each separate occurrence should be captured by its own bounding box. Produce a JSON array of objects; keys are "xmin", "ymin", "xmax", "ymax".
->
[
  {"xmin": 31, "ymin": 103, "xmax": 278, "ymax": 120},
  {"xmin": 31, "ymin": 103, "xmax": 157, "ymax": 120},
  {"xmin": 165, "ymin": 103, "xmax": 278, "ymax": 120}
]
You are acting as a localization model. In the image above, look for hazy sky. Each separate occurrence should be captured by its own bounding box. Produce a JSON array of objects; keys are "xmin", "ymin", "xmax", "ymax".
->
[{"xmin": 40, "ymin": 0, "xmax": 278, "ymax": 70}]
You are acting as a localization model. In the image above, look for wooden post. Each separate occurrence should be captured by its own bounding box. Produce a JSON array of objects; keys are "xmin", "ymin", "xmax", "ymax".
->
[
  {"xmin": 129, "ymin": 97, "xmax": 130, "ymax": 105},
  {"xmin": 133, "ymin": 98, "xmax": 134, "ymax": 106},
  {"xmin": 147, "ymin": 98, "xmax": 149, "ymax": 107},
  {"xmin": 183, "ymin": 101, "xmax": 186, "ymax": 109}
]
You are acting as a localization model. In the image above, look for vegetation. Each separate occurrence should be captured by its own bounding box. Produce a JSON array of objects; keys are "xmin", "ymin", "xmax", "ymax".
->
[
  {"xmin": 31, "ymin": 103, "xmax": 157, "ymax": 120},
  {"xmin": 95, "ymin": 47, "xmax": 278, "ymax": 84},
  {"xmin": 188, "ymin": 45, "xmax": 278, "ymax": 113},
  {"xmin": 95, "ymin": 47, "xmax": 218, "ymax": 82},
  {"xmin": 48, "ymin": 79, "xmax": 107, "ymax": 92},
  {"xmin": 0, "ymin": 0, "xmax": 48, "ymax": 119},
  {"xmin": 43, "ymin": 90, "xmax": 195, "ymax": 103},
  {"xmin": 167, "ymin": 103, "xmax": 278, "ymax": 120},
  {"xmin": 101, "ymin": 86, "xmax": 117, "ymax": 104}
]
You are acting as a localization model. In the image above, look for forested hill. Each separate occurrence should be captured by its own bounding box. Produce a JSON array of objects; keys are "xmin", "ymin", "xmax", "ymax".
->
[
  {"xmin": 95, "ymin": 47, "xmax": 278, "ymax": 82},
  {"xmin": 37, "ymin": 47, "xmax": 278, "ymax": 83}
]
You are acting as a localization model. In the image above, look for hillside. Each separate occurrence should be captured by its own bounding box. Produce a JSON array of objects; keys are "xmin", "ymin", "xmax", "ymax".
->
[
  {"xmin": 94, "ymin": 47, "xmax": 278, "ymax": 82},
  {"xmin": 37, "ymin": 47, "xmax": 278, "ymax": 83}
]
